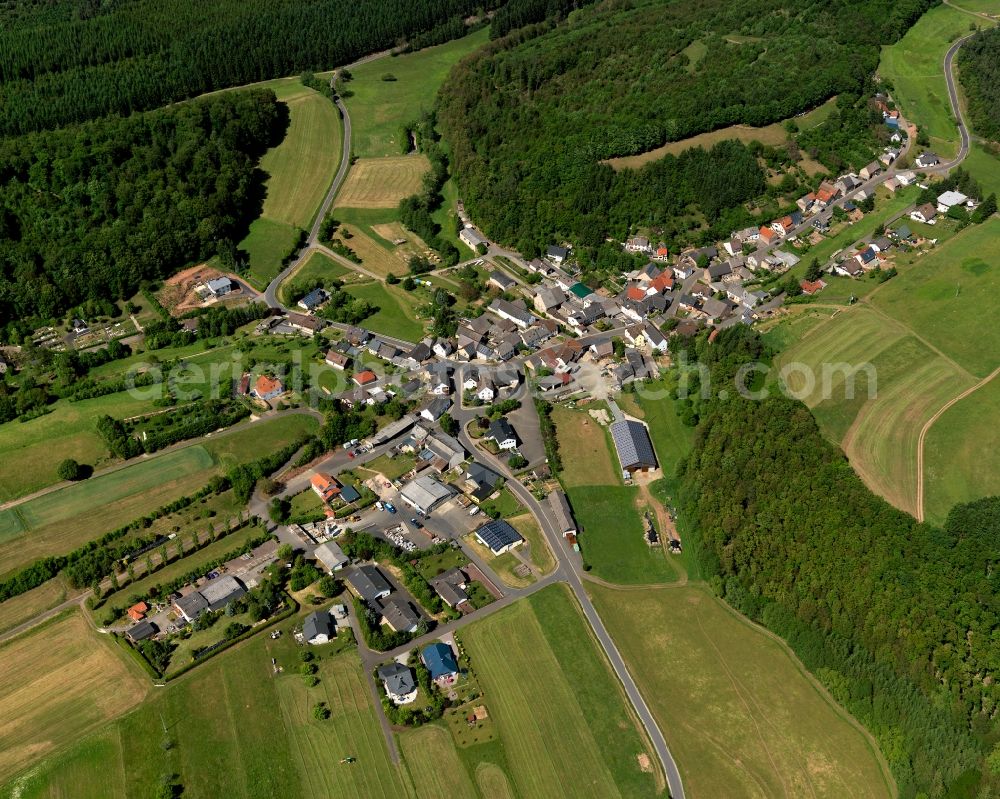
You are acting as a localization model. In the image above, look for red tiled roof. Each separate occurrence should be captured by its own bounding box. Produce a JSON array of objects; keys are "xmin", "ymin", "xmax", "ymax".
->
[
  {"xmin": 626, "ymin": 285, "xmax": 646, "ymax": 302},
  {"xmin": 800, "ymin": 279, "xmax": 826, "ymax": 295},
  {"xmin": 353, "ymin": 370, "xmax": 377, "ymax": 385},
  {"xmin": 255, "ymin": 374, "xmax": 283, "ymax": 397},
  {"xmin": 650, "ymin": 274, "xmax": 674, "ymax": 292}
]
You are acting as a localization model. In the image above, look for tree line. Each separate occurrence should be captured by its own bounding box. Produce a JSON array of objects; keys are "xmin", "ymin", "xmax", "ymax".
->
[
  {"xmin": 958, "ymin": 28, "xmax": 1000, "ymax": 143},
  {"xmin": 675, "ymin": 326, "xmax": 1000, "ymax": 797}
]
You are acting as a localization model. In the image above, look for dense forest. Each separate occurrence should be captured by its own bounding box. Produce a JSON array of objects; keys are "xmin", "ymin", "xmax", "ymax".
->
[
  {"xmin": 439, "ymin": 0, "xmax": 939, "ymax": 254},
  {"xmin": 0, "ymin": 0, "xmax": 501, "ymax": 135},
  {"xmin": 958, "ymin": 28, "xmax": 1000, "ymax": 142},
  {"xmin": 676, "ymin": 327, "xmax": 1000, "ymax": 797},
  {"xmin": 0, "ymin": 90, "xmax": 284, "ymax": 321}
]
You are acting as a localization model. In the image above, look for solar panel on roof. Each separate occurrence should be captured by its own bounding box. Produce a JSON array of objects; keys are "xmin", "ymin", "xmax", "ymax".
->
[{"xmin": 476, "ymin": 519, "xmax": 523, "ymax": 552}]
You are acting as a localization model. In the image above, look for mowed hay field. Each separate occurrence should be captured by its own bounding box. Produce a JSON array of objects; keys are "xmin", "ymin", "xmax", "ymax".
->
[
  {"xmin": 879, "ymin": 3, "xmax": 991, "ymax": 158},
  {"xmin": 258, "ymin": 85, "xmax": 342, "ymax": 229},
  {"xmin": 344, "ymin": 280, "xmax": 425, "ymax": 342},
  {"xmin": 340, "ymin": 30, "xmax": 489, "ymax": 157},
  {"xmin": 554, "ymin": 406, "xmax": 678, "ymax": 584},
  {"xmin": 923, "ymin": 372, "xmax": 1000, "ymax": 525},
  {"xmin": 460, "ymin": 584, "xmax": 663, "ymax": 798},
  {"xmin": 399, "ymin": 726, "xmax": 478, "ymax": 799},
  {"xmin": 0, "ymin": 612, "xmax": 148, "ymax": 784},
  {"xmin": 0, "ymin": 577, "xmax": 66, "ymax": 636},
  {"xmin": 871, "ymin": 217, "xmax": 1000, "ymax": 379},
  {"xmin": 336, "ymin": 155, "xmax": 430, "ymax": 208},
  {"xmin": 773, "ymin": 305, "xmax": 974, "ymax": 515},
  {"xmin": 589, "ymin": 583, "xmax": 894, "ymax": 799},
  {"xmin": 3, "ymin": 633, "xmax": 408, "ymax": 799}
]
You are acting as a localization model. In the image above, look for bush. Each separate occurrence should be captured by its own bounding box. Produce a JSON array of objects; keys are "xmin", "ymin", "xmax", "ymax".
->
[{"xmin": 57, "ymin": 458, "xmax": 83, "ymax": 481}]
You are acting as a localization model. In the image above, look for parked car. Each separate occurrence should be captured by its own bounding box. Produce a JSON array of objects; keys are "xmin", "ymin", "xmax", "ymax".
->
[
  {"xmin": 375, "ymin": 501, "xmax": 384, "ymax": 511},
  {"xmin": 410, "ymin": 518, "xmax": 423, "ymax": 529},
  {"xmin": 384, "ymin": 502, "xmax": 397, "ymax": 514},
  {"xmin": 348, "ymin": 451, "xmax": 355, "ymax": 459}
]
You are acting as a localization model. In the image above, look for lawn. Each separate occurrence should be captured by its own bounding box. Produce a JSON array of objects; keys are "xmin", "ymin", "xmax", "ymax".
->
[
  {"xmin": 871, "ymin": 217, "xmax": 1000, "ymax": 379},
  {"xmin": 259, "ymin": 85, "xmax": 342, "ymax": 230},
  {"xmin": 240, "ymin": 216, "xmax": 302, "ymax": 289},
  {"xmin": 0, "ymin": 577, "xmax": 66, "ymax": 636},
  {"xmin": 201, "ymin": 413, "xmax": 319, "ymax": 469},
  {"xmin": 345, "ymin": 280, "xmax": 425, "ymax": 342},
  {"xmin": 463, "ymin": 534, "xmax": 536, "ymax": 590},
  {"xmin": 773, "ymin": 305, "xmax": 975, "ymax": 514},
  {"xmin": 507, "ymin": 512, "xmax": 555, "ymax": 574},
  {"xmin": 362, "ymin": 452, "xmax": 416, "ymax": 481},
  {"xmin": 0, "ymin": 611, "xmax": 148, "ymax": 784},
  {"xmin": 922, "ymin": 371, "xmax": 1000, "ymax": 526},
  {"xmin": 879, "ymin": 3, "xmax": 992, "ymax": 157},
  {"xmin": 964, "ymin": 143, "xmax": 1000, "ymax": 197},
  {"xmin": 289, "ymin": 488, "xmax": 326, "ymax": 522},
  {"xmin": 567, "ymin": 485, "xmax": 678, "ymax": 585},
  {"xmin": 460, "ymin": 584, "xmax": 662, "ymax": 799},
  {"xmin": 552, "ymin": 405, "xmax": 621, "ymax": 489},
  {"xmin": 278, "ymin": 250, "xmax": 353, "ymax": 304},
  {"xmin": 336, "ymin": 155, "xmax": 430, "ymax": 208},
  {"xmin": 588, "ymin": 583, "xmax": 893, "ymax": 799},
  {"xmin": 340, "ymin": 30, "xmax": 489, "ymax": 158}
]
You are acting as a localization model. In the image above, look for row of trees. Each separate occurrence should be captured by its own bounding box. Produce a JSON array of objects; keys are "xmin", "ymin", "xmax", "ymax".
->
[
  {"xmin": 438, "ymin": 0, "xmax": 937, "ymax": 256},
  {"xmin": 675, "ymin": 327, "xmax": 1000, "ymax": 796},
  {"xmin": 0, "ymin": 90, "xmax": 285, "ymax": 321},
  {"xmin": 958, "ymin": 28, "xmax": 1000, "ymax": 142},
  {"xmin": 0, "ymin": 0, "xmax": 501, "ymax": 135}
]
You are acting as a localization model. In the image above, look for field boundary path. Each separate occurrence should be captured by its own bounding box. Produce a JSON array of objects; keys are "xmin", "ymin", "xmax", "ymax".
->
[{"xmin": 916, "ymin": 365, "xmax": 1000, "ymax": 521}]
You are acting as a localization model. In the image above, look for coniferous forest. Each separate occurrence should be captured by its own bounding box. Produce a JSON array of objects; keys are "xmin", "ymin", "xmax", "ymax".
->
[
  {"xmin": 676, "ymin": 328, "xmax": 1000, "ymax": 797},
  {"xmin": 438, "ymin": 0, "xmax": 938, "ymax": 254},
  {"xmin": 0, "ymin": 0, "xmax": 498, "ymax": 135},
  {"xmin": 0, "ymin": 91, "xmax": 284, "ymax": 321}
]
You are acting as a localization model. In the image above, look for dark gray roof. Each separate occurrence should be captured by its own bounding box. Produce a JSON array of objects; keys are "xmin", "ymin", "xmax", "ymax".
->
[
  {"xmin": 303, "ymin": 611, "xmax": 335, "ymax": 642},
  {"xmin": 548, "ymin": 491, "xmax": 576, "ymax": 534},
  {"xmin": 476, "ymin": 518, "xmax": 524, "ymax": 553},
  {"xmin": 348, "ymin": 565, "xmax": 392, "ymax": 603},
  {"xmin": 547, "ymin": 245, "xmax": 569, "ymax": 259},
  {"xmin": 609, "ymin": 419, "xmax": 657, "ymax": 471},
  {"xmin": 200, "ymin": 575, "xmax": 247, "ymax": 612},
  {"xmin": 488, "ymin": 418, "xmax": 516, "ymax": 444},
  {"xmin": 126, "ymin": 620, "xmax": 158, "ymax": 641},
  {"xmin": 174, "ymin": 591, "xmax": 209, "ymax": 620},
  {"xmin": 377, "ymin": 661, "xmax": 416, "ymax": 697},
  {"xmin": 467, "ymin": 462, "xmax": 501, "ymax": 493}
]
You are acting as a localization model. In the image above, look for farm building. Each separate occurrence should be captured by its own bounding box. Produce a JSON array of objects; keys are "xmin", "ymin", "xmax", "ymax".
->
[
  {"xmin": 303, "ymin": 611, "xmax": 336, "ymax": 645},
  {"xmin": 400, "ymin": 475, "xmax": 454, "ymax": 515},
  {"xmin": 460, "ymin": 226, "xmax": 488, "ymax": 250},
  {"xmin": 475, "ymin": 518, "xmax": 524, "ymax": 555},
  {"xmin": 314, "ymin": 540, "xmax": 349, "ymax": 572},
  {"xmin": 609, "ymin": 419, "xmax": 657, "ymax": 474},
  {"xmin": 200, "ymin": 575, "xmax": 247, "ymax": 612},
  {"xmin": 378, "ymin": 661, "xmax": 417, "ymax": 704},
  {"xmin": 548, "ymin": 491, "xmax": 577, "ymax": 536},
  {"xmin": 346, "ymin": 565, "xmax": 392, "ymax": 603},
  {"xmin": 422, "ymin": 642, "xmax": 459, "ymax": 680},
  {"xmin": 380, "ymin": 598, "xmax": 420, "ymax": 633}
]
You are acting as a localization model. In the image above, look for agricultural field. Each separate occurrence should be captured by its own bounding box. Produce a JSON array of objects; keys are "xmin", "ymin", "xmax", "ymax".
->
[
  {"xmin": 0, "ymin": 415, "xmax": 318, "ymax": 579},
  {"xmin": 879, "ymin": 3, "xmax": 991, "ymax": 158},
  {"xmin": 964, "ymin": 143, "xmax": 1000, "ymax": 197},
  {"xmin": 922, "ymin": 372, "xmax": 1000, "ymax": 525},
  {"xmin": 871, "ymin": 217, "xmax": 1000, "ymax": 379},
  {"xmin": 554, "ymin": 405, "xmax": 677, "ymax": 584},
  {"xmin": 773, "ymin": 305, "xmax": 974, "ymax": 515},
  {"xmin": 604, "ymin": 97, "xmax": 837, "ymax": 171},
  {"xmin": 339, "ymin": 30, "xmax": 489, "ymax": 158},
  {"xmin": 241, "ymin": 217, "xmax": 304, "ymax": 290},
  {"xmin": 460, "ymin": 584, "xmax": 662, "ymax": 798},
  {"xmin": 0, "ymin": 577, "xmax": 67, "ymax": 636},
  {"xmin": 589, "ymin": 583, "xmax": 893, "ymax": 798},
  {"xmin": 344, "ymin": 280, "xmax": 425, "ymax": 342},
  {"xmin": 336, "ymin": 155, "xmax": 430, "ymax": 208},
  {"xmin": 399, "ymin": 726, "xmax": 478, "ymax": 798},
  {"xmin": 0, "ymin": 611, "xmax": 148, "ymax": 784},
  {"xmin": 258, "ymin": 85, "xmax": 342, "ymax": 230}
]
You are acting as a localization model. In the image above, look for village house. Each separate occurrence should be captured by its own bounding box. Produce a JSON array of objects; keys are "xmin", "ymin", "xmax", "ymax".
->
[
  {"xmin": 800, "ymin": 278, "xmax": 827, "ymax": 295},
  {"xmin": 915, "ymin": 152, "xmax": 941, "ymax": 168},
  {"xmin": 546, "ymin": 245, "xmax": 569, "ymax": 265},
  {"xmin": 303, "ymin": 611, "xmax": 336, "ymax": 645},
  {"xmin": 314, "ymin": 540, "xmax": 349, "ymax": 572},
  {"xmin": 324, "ymin": 350, "xmax": 350, "ymax": 370},
  {"xmin": 378, "ymin": 661, "xmax": 418, "ymax": 704},
  {"xmin": 488, "ymin": 270, "xmax": 516, "ymax": 292},
  {"xmin": 252, "ymin": 374, "xmax": 285, "ymax": 402},
  {"xmin": 533, "ymin": 286, "xmax": 566, "ymax": 314},
  {"xmin": 311, "ymin": 472, "xmax": 341, "ymax": 502},
  {"xmin": 346, "ymin": 565, "xmax": 393, "ymax": 604},
  {"xmin": 202, "ymin": 276, "xmax": 234, "ymax": 298},
  {"xmin": 911, "ymin": 203, "xmax": 938, "ymax": 224},
  {"xmin": 297, "ymin": 288, "xmax": 329, "ymax": 312},
  {"xmin": 430, "ymin": 568, "xmax": 471, "ymax": 610},
  {"xmin": 859, "ymin": 161, "xmax": 882, "ymax": 181},
  {"xmin": 624, "ymin": 236, "xmax": 652, "ymax": 253},
  {"xmin": 380, "ymin": 598, "xmax": 420, "ymax": 634},
  {"xmin": 422, "ymin": 642, "xmax": 459, "ymax": 681},
  {"xmin": 487, "ymin": 418, "xmax": 518, "ymax": 451},
  {"xmin": 489, "ymin": 299, "xmax": 535, "ymax": 329},
  {"xmin": 352, "ymin": 369, "xmax": 378, "ymax": 387}
]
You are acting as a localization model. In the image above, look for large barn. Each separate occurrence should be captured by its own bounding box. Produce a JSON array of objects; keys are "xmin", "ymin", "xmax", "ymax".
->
[{"xmin": 609, "ymin": 419, "xmax": 657, "ymax": 474}]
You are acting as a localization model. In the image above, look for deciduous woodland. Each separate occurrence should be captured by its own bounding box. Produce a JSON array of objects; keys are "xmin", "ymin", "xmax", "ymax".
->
[
  {"xmin": 0, "ymin": 91, "xmax": 285, "ymax": 321},
  {"xmin": 676, "ymin": 328, "xmax": 1000, "ymax": 796},
  {"xmin": 958, "ymin": 28, "xmax": 1000, "ymax": 142},
  {"xmin": 0, "ymin": 0, "xmax": 499, "ymax": 135},
  {"xmin": 438, "ymin": 0, "xmax": 937, "ymax": 254}
]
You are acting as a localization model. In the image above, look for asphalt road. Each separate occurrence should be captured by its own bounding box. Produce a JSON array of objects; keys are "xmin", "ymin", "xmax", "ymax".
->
[{"xmin": 942, "ymin": 33, "xmax": 974, "ymax": 168}]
